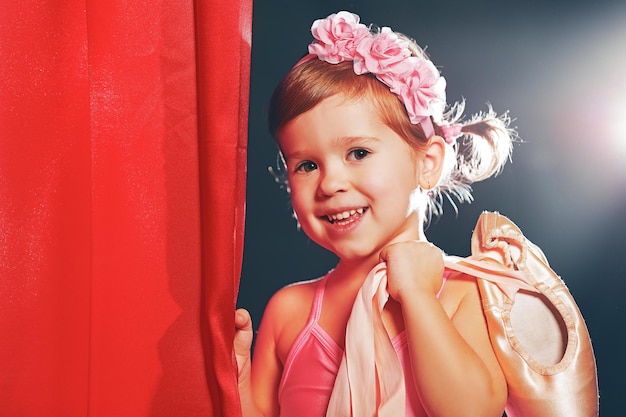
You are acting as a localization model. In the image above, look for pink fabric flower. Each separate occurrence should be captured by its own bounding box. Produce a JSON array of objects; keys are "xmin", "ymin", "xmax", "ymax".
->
[
  {"xmin": 383, "ymin": 58, "xmax": 446, "ymax": 124},
  {"xmin": 309, "ymin": 11, "xmax": 370, "ymax": 64},
  {"xmin": 353, "ymin": 27, "xmax": 412, "ymax": 75},
  {"xmin": 302, "ymin": 11, "xmax": 449, "ymax": 134}
]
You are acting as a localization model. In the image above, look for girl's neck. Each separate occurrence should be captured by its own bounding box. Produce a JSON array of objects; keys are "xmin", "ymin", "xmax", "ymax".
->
[
  {"xmin": 332, "ymin": 256, "xmax": 379, "ymax": 285},
  {"xmin": 326, "ymin": 258, "xmax": 378, "ymax": 298}
]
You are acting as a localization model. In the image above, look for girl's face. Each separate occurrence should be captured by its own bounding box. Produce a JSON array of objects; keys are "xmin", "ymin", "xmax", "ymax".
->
[{"xmin": 277, "ymin": 94, "xmax": 426, "ymax": 262}]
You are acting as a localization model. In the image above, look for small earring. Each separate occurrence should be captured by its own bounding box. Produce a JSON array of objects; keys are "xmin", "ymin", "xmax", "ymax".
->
[{"xmin": 426, "ymin": 178, "xmax": 434, "ymax": 197}]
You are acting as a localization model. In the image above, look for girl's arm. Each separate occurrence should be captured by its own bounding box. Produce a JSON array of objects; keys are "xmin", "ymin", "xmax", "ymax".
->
[
  {"xmin": 235, "ymin": 307, "xmax": 283, "ymax": 417},
  {"xmin": 234, "ymin": 308, "xmax": 264, "ymax": 417},
  {"xmin": 235, "ymin": 286, "xmax": 297, "ymax": 417},
  {"xmin": 381, "ymin": 241, "xmax": 507, "ymax": 417}
]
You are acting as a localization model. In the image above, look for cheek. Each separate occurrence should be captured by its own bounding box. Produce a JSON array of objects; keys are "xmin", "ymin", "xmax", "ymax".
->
[
  {"xmin": 364, "ymin": 165, "xmax": 417, "ymax": 199},
  {"xmin": 288, "ymin": 188, "xmax": 322, "ymax": 241},
  {"xmin": 288, "ymin": 182, "xmax": 310, "ymax": 218},
  {"xmin": 365, "ymin": 173, "xmax": 419, "ymax": 216}
]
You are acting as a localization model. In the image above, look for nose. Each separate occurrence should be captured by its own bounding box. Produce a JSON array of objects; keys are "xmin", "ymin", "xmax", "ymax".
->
[{"xmin": 317, "ymin": 164, "xmax": 350, "ymax": 197}]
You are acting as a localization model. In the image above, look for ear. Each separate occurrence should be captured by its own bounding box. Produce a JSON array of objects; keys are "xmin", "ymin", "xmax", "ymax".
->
[{"xmin": 418, "ymin": 136, "xmax": 446, "ymax": 190}]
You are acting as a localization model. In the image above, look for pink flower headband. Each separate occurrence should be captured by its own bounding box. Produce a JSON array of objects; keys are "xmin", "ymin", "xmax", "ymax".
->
[{"xmin": 296, "ymin": 11, "xmax": 463, "ymax": 144}]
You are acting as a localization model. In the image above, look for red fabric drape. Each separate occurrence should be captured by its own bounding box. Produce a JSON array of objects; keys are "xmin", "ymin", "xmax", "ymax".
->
[
  {"xmin": 0, "ymin": 0, "xmax": 250, "ymax": 416},
  {"xmin": 196, "ymin": 0, "xmax": 251, "ymax": 415}
]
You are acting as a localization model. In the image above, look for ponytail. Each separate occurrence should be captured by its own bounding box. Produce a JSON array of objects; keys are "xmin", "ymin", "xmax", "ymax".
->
[{"xmin": 430, "ymin": 101, "xmax": 517, "ymax": 217}]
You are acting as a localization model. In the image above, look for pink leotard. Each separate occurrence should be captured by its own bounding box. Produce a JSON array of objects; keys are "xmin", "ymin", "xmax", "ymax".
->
[{"xmin": 278, "ymin": 273, "xmax": 440, "ymax": 416}]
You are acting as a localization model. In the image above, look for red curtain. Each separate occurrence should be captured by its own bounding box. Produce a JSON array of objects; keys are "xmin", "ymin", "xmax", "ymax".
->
[{"xmin": 0, "ymin": 0, "xmax": 251, "ymax": 416}]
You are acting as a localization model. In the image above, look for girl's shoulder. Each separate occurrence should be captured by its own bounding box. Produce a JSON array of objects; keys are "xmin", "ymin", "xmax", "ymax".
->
[
  {"xmin": 438, "ymin": 270, "xmax": 481, "ymax": 317},
  {"xmin": 266, "ymin": 276, "xmax": 324, "ymax": 314},
  {"xmin": 262, "ymin": 276, "xmax": 326, "ymax": 362}
]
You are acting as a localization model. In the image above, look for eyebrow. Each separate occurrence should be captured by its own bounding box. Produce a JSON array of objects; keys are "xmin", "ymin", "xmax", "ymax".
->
[{"xmin": 336, "ymin": 135, "xmax": 381, "ymax": 147}]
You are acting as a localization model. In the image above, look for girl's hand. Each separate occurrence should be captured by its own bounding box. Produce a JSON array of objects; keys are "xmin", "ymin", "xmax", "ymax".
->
[
  {"xmin": 379, "ymin": 240, "xmax": 444, "ymax": 303},
  {"xmin": 234, "ymin": 308, "xmax": 254, "ymax": 383}
]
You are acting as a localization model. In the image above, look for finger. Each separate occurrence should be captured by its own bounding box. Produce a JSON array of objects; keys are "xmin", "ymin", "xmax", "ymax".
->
[
  {"xmin": 379, "ymin": 245, "xmax": 392, "ymax": 263},
  {"xmin": 234, "ymin": 309, "xmax": 254, "ymax": 357},
  {"xmin": 379, "ymin": 248, "xmax": 386, "ymax": 263},
  {"xmin": 235, "ymin": 308, "xmax": 253, "ymax": 330}
]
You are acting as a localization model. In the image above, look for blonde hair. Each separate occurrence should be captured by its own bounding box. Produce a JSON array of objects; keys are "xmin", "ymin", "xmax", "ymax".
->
[{"xmin": 268, "ymin": 57, "xmax": 516, "ymax": 218}]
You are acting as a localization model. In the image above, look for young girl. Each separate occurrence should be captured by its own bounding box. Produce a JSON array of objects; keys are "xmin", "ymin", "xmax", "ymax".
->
[{"xmin": 235, "ymin": 11, "xmax": 515, "ymax": 417}]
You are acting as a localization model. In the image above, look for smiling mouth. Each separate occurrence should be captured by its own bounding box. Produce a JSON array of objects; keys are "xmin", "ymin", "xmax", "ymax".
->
[{"xmin": 324, "ymin": 208, "xmax": 367, "ymax": 224}]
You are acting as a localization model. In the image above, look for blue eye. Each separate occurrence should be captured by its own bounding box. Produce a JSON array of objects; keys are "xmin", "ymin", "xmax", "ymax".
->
[
  {"xmin": 348, "ymin": 148, "xmax": 370, "ymax": 161},
  {"xmin": 295, "ymin": 161, "xmax": 318, "ymax": 173}
]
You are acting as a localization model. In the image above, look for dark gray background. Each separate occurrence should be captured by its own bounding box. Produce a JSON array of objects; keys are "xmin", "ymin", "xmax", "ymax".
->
[{"xmin": 239, "ymin": 1, "xmax": 626, "ymax": 415}]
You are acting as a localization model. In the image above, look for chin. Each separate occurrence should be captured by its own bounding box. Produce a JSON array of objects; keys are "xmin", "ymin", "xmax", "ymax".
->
[{"xmin": 333, "ymin": 245, "xmax": 380, "ymax": 263}]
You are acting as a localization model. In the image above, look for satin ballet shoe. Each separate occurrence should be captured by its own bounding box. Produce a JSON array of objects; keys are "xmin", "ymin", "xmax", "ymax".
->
[{"xmin": 445, "ymin": 211, "xmax": 599, "ymax": 417}]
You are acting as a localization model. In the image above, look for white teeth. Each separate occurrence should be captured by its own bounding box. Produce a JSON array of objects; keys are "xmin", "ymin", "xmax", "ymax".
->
[{"xmin": 327, "ymin": 208, "xmax": 365, "ymax": 222}]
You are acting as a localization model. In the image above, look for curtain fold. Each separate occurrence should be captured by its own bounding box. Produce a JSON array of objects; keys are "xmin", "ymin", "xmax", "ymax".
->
[
  {"xmin": 0, "ymin": 0, "xmax": 251, "ymax": 415},
  {"xmin": 196, "ymin": 0, "xmax": 251, "ymax": 415}
]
